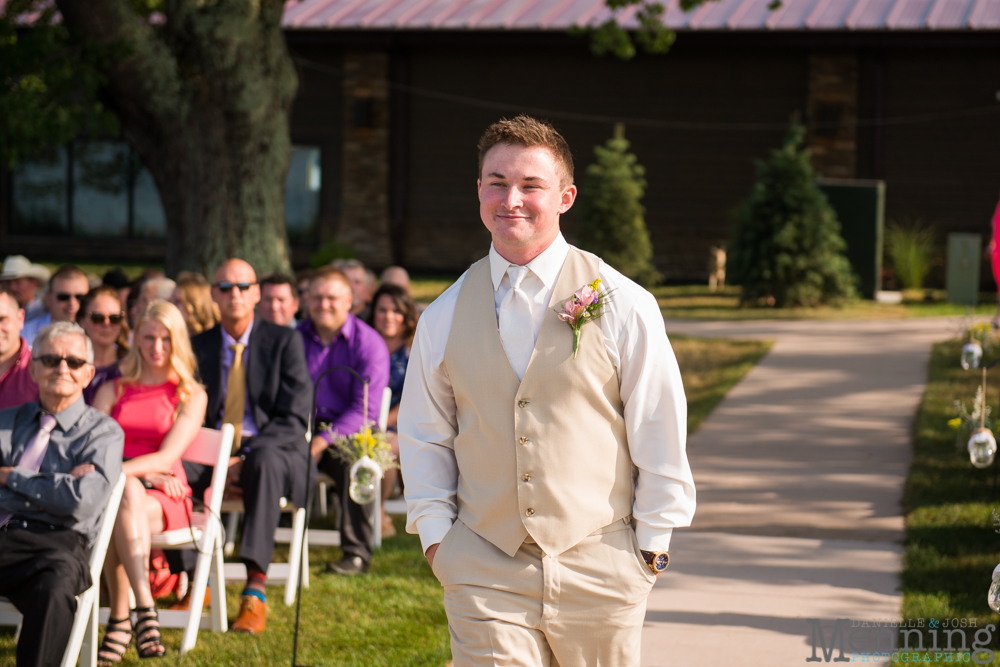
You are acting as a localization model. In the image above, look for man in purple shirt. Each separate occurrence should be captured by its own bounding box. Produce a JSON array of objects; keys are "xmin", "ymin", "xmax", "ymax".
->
[{"xmin": 298, "ymin": 266, "xmax": 389, "ymax": 575}]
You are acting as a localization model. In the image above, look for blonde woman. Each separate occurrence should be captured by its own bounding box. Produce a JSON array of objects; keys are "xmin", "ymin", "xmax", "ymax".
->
[
  {"xmin": 93, "ymin": 300, "xmax": 207, "ymax": 663},
  {"xmin": 169, "ymin": 271, "xmax": 220, "ymax": 336}
]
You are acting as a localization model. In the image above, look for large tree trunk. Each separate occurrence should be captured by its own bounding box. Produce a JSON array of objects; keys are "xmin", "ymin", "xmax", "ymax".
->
[{"xmin": 55, "ymin": 0, "xmax": 297, "ymax": 277}]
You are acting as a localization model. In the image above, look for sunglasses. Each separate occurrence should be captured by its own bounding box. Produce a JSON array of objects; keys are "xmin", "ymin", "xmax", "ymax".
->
[
  {"xmin": 88, "ymin": 312, "xmax": 124, "ymax": 325},
  {"xmin": 56, "ymin": 292, "xmax": 87, "ymax": 303},
  {"xmin": 214, "ymin": 281, "xmax": 256, "ymax": 294},
  {"xmin": 33, "ymin": 354, "xmax": 90, "ymax": 370}
]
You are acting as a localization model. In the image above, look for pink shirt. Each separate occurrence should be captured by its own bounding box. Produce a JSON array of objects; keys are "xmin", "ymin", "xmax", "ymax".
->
[{"xmin": 0, "ymin": 338, "xmax": 39, "ymax": 410}]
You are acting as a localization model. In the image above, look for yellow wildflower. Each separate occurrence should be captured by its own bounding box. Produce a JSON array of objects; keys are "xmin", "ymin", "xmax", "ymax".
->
[
  {"xmin": 589, "ymin": 278, "xmax": 602, "ymax": 292},
  {"xmin": 948, "ymin": 417, "xmax": 962, "ymax": 429}
]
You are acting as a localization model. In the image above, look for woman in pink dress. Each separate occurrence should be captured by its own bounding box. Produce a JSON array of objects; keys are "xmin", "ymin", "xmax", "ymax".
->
[{"xmin": 92, "ymin": 300, "xmax": 207, "ymax": 663}]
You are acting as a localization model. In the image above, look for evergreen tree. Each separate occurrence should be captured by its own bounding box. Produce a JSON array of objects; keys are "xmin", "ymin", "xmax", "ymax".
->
[
  {"xmin": 577, "ymin": 124, "xmax": 661, "ymax": 286},
  {"xmin": 728, "ymin": 125, "xmax": 856, "ymax": 307}
]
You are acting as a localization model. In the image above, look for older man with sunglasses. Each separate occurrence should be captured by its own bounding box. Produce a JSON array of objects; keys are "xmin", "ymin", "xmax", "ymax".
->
[
  {"xmin": 0, "ymin": 321, "xmax": 124, "ymax": 667},
  {"xmin": 182, "ymin": 259, "xmax": 311, "ymax": 634}
]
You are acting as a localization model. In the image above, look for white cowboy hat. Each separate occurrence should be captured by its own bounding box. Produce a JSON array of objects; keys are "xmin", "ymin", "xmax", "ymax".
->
[{"xmin": 0, "ymin": 255, "xmax": 51, "ymax": 283}]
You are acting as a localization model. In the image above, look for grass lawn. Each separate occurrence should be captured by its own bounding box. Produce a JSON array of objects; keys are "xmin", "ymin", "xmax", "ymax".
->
[
  {"xmin": 654, "ymin": 285, "xmax": 999, "ymax": 320},
  {"xmin": 0, "ymin": 334, "xmax": 767, "ymax": 666},
  {"xmin": 902, "ymin": 339, "xmax": 1000, "ymax": 662}
]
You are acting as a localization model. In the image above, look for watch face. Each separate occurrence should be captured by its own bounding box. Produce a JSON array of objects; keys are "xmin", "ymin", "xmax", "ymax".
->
[{"xmin": 653, "ymin": 553, "xmax": 669, "ymax": 572}]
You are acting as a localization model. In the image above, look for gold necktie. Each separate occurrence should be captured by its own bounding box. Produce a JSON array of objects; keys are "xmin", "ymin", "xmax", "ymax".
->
[{"xmin": 223, "ymin": 343, "xmax": 246, "ymax": 452}]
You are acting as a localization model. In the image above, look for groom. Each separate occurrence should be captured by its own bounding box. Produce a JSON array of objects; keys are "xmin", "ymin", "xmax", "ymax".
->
[{"xmin": 398, "ymin": 116, "xmax": 696, "ymax": 666}]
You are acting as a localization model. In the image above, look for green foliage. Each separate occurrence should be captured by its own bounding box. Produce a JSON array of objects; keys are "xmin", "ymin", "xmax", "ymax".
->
[
  {"xmin": 309, "ymin": 240, "xmax": 356, "ymax": 268},
  {"xmin": 0, "ymin": 0, "xmax": 118, "ymax": 169},
  {"xmin": 577, "ymin": 124, "xmax": 661, "ymax": 286},
  {"xmin": 578, "ymin": 0, "xmax": 679, "ymax": 60},
  {"xmin": 728, "ymin": 124, "xmax": 857, "ymax": 307},
  {"xmin": 885, "ymin": 218, "xmax": 936, "ymax": 290}
]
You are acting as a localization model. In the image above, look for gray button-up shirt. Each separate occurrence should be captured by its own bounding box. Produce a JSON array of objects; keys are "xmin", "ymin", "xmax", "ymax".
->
[{"xmin": 0, "ymin": 397, "xmax": 124, "ymax": 544}]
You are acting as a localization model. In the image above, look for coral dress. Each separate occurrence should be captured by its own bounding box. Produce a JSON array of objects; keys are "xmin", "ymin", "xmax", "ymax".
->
[{"xmin": 111, "ymin": 380, "xmax": 192, "ymax": 531}]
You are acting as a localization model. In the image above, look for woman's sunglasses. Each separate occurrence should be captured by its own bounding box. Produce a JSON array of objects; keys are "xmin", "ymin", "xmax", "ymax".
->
[
  {"xmin": 33, "ymin": 355, "xmax": 90, "ymax": 370},
  {"xmin": 88, "ymin": 312, "xmax": 125, "ymax": 325}
]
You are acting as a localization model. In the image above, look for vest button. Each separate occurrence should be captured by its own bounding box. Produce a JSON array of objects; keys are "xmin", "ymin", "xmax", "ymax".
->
[
  {"xmin": 522, "ymin": 473, "xmax": 531, "ymax": 481},
  {"xmin": 525, "ymin": 508, "xmax": 535, "ymax": 517},
  {"xmin": 517, "ymin": 399, "xmax": 530, "ymax": 408},
  {"xmin": 519, "ymin": 436, "xmax": 528, "ymax": 445}
]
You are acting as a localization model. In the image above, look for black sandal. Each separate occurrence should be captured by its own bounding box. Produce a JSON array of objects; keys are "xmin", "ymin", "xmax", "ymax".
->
[
  {"xmin": 97, "ymin": 616, "xmax": 131, "ymax": 665},
  {"xmin": 133, "ymin": 606, "xmax": 166, "ymax": 659}
]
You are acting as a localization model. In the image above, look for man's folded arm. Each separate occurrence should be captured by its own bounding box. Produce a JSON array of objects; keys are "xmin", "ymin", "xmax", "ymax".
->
[
  {"xmin": 4, "ymin": 423, "xmax": 124, "ymax": 521},
  {"xmin": 250, "ymin": 331, "xmax": 311, "ymax": 452},
  {"xmin": 324, "ymin": 338, "xmax": 391, "ymax": 443},
  {"xmin": 618, "ymin": 290, "xmax": 697, "ymax": 554}
]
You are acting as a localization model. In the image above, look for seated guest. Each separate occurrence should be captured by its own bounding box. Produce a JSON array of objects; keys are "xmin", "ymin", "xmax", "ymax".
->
[
  {"xmin": 259, "ymin": 273, "xmax": 300, "ymax": 328},
  {"xmin": 131, "ymin": 277, "xmax": 176, "ymax": 328},
  {"xmin": 78, "ymin": 286, "xmax": 129, "ymax": 405},
  {"xmin": 189, "ymin": 259, "xmax": 311, "ymax": 633},
  {"xmin": 0, "ymin": 322, "xmax": 124, "ymax": 667},
  {"xmin": 170, "ymin": 272, "xmax": 220, "ymax": 336},
  {"xmin": 300, "ymin": 267, "xmax": 389, "ymax": 575},
  {"xmin": 0, "ymin": 255, "xmax": 51, "ymax": 344},
  {"xmin": 0, "ymin": 290, "xmax": 38, "ymax": 410},
  {"xmin": 24, "ymin": 265, "xmax": 90, "ymax": 345},
  {"xmin": 92, "ymin": 300, "xmax": 207, "ymax": 662},
  {"xmin": 379, "ymin": 266, "xmax": 412, "ymax": 294},
  {"xmin": 334, "ymin": 259, "xmax": 376, "ymax": 319},
  {"xmin": 365, "ymin": 283, "xmax": 418, "ymax": 538}
]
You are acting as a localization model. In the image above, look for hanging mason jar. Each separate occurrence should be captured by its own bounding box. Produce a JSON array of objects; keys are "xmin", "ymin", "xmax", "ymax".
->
[
  {"xmin": 989, "ymin": 564, "xmax": 1000, "ymax": 613},
  {"xmin": 961, "ymin": 341, "xmax": 983, "ymax": 370},
  {"xmin": 349, "ymin": 455, "xmax": 383, "ymax": 505},
  {"xmin": 968, "ymin": 427, "xmax": 997, "ymax": 469}
]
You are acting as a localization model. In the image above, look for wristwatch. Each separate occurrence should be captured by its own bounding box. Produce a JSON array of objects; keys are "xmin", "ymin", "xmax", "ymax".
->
[{"xmin": 640, "ymin": 549, "xmax": 670, "ymax": 574}]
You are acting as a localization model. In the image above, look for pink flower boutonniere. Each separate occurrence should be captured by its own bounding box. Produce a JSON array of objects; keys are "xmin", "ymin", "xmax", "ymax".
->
[{"xmin": 555, "ymin": 278, "xmax": 614, "ymax": 359}]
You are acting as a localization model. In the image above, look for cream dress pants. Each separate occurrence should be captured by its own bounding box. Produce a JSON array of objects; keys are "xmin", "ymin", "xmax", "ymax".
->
[{"xmin": 431, "ymin": 518, "xmax": 657, "ymax": 667}]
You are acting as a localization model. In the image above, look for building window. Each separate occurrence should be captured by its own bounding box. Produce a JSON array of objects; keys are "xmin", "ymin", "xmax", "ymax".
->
[
  {"xmin": 10, "ymin": 141, "xmax": 168, "ymax": 239},
  {"xmin": 10, "ymin": 142, "xmax": 322, "ymax": 245},
  {"xmin": 285, "ymin": 145, "xmax": 321, "ymax": 245}
]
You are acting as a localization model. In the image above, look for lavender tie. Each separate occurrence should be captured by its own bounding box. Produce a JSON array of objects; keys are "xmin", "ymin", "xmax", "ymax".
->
[{"xmin": 0, "ymin": 414, "xmax": 57, "ymax": 528}]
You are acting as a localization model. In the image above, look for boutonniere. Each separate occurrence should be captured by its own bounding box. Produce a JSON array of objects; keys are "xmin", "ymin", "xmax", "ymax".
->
[{"xmin": 555, "ymin": 278, "xmax": 614, "ymax": 359}]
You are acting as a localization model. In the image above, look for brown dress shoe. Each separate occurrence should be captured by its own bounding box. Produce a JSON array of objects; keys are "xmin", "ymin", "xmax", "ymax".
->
[
  {"xmin": 231, "ymin": 595, "xmax": 267, "ymax": 634},
  {"xmin": 169, "ymin": 587, "xmax": 210, "ymax": 611}
]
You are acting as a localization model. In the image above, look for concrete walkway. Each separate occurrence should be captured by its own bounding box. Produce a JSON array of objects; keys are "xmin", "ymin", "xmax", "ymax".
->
[{"xmin": 641, "ymin": 317, "xmax": 958, "ymax": 666}]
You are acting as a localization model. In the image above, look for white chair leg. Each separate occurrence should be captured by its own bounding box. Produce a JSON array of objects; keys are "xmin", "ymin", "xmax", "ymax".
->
[
  {"xmin": 14, "ymin": 618, "xmax": 21, "ymax": 641},
  {"xmin": 302, "ymin": 529, "xmax": 309, "ymax": 589},
  {"xmin": 318, "ymin": 482, "xmax": 328, "ymax": 517},
  {"xmin": 224, "ymin": 512, "xmax": 240, "ymax": 557},
  {"xmin": 62, "ymin": 587, "xmax": 96, "ymax": 667},
  {"xmin": 284, "ymin": 507, "xmax": 306, "ymax": 606},
  {"xmin": 180, "ymin": 551, "xmax": 212, "ymax": 655},
  {"xmin": 209, "ymin": 533, "xmax": 227, "ymax": 633},
  {"xmin": 373, "ymin": 478, "xmax": 382, "ymax": 550}
]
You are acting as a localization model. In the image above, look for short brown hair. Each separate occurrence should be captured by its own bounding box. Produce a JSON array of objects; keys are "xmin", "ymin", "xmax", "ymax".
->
[
  {"xmin": 477, "ymin": 115, "xmax": 574, "ymax": 188},
  {"xmin": 309, "ymin": 266, "xmax": 351, "ymax": 290},
  {"xmin": 48, "ymin": 265, "xmax": 87, "ymax": 289}
]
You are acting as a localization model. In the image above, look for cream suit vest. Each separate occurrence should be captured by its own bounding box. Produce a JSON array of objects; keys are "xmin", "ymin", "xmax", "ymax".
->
[{"xmin": 443, "ymin": 246, "xmax": 634, "ymax": 557}]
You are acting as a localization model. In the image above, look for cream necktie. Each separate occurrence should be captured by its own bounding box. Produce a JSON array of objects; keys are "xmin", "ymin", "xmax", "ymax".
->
[
  {"xmin": 498, "ymin": 265, "xmax": 534, "ymax": 381},
  {"xmin": 0, "ymin": 414, "xmax": 57, "ymax": 527},
  {"xmin": 223, "ymin": 343, "xmax": 246, "ymax": 451}
]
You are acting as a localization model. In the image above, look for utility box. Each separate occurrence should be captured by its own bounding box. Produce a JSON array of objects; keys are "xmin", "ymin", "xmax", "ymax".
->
[
  {"xmin": 817, "ymin": 179, "xmax": 886, "ymax": 299},
  {"xmin": 946, "ymin": 233, "xmax": 982, "ymax": 305}
]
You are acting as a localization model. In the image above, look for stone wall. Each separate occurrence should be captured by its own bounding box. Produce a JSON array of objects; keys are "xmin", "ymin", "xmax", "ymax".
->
[
  {"xmin": 806, "ymin": 53, "xmax": 859, "ymax": 179},
  {"xmin": 338, "ymin": 51, "xmax": 394, "ymax": 268}
]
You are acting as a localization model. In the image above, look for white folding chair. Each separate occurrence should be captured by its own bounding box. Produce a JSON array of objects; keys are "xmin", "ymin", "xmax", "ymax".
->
[
  {"xmin": 149, "ymin": 424, "xmax": 233, "ymax": 654},
  {"xmin": 0, "ymin": 472, "xmax": 127, "ymax": 667}
]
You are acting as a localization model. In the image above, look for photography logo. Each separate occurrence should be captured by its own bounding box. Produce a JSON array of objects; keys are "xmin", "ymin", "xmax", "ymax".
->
[{"xmin": 805, "ymin": 618, "xmax": 996, "ymax": 663}]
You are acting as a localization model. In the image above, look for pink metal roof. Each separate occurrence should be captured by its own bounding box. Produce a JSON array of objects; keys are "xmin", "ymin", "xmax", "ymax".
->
[{"xmin": 281, "ymin": 0, "xmax": 1000, "ymax": 29}]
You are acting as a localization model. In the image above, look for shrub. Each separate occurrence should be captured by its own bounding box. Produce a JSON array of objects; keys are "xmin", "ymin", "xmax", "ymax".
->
[
  {"xmin": 309, "ymin": 240, "xmax": 355, "ymax": 269},
  {"xmin": 577, "ymin": 123, "xmax": 661, "ymax": 286},
  {"xmin": 728, "ymin": 124, "xmax": 856, "ymax": 307},
  {"xmin": 884, "ymin": 218, "xmax": 935, "ymax": 290}
]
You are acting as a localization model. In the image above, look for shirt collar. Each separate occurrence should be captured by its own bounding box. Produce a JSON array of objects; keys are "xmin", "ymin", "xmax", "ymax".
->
[
  {"xmin": 302, "ymin": 313, "xmax": 355, "ymax": 346},
  {"xmin": 32, "ymin": 395, "xmax": 87, "ymax": 432},
  {"xmin": 222, "ymin": 318, "xmax": 254, "ymax": 349},
  {"xmin": 489, "ymin": 233, "xmax": 569, "ymax": 292}
]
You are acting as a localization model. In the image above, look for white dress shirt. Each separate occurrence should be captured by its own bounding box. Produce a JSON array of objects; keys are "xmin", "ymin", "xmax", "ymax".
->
[{"xmin": 398, "ymin": 233, "xmax": 696, "ymax": 554}]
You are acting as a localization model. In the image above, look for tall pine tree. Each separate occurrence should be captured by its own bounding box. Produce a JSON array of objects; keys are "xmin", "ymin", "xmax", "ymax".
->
[
  {"xmin": 729, "ymin": 125, "xmax": 856, "ymax": 307},
  {"xmin": 577, "ymin": 124, "xmax": 660, "ymax": 286}
]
